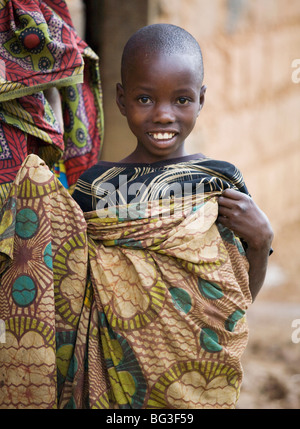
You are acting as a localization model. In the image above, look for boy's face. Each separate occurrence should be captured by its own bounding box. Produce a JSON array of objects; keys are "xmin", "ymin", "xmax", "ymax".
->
[{"xmin": 116, "ymin": 52, "xmax": 205, "ymax": 163}]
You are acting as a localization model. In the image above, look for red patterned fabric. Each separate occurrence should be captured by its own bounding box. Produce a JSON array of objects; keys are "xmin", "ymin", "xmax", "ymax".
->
[{"xmin": 0, "ymin": 0, "xmax": 103, "ymax": 203}]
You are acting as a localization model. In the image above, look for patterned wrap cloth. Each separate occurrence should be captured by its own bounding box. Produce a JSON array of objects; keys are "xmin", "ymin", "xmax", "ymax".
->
[
  {"xmin": 0, "ymin": 0, "xmax": 103, "ymax": 206},
  {"xmin": 0, "ymin": 155, "xmax": 252, "ymax": 408}
]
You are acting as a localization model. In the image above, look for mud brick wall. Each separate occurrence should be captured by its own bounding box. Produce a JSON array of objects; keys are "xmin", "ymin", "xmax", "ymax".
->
[{"xmin": 150, "ymin": 0, "xmax": 300, "ymax": 234}]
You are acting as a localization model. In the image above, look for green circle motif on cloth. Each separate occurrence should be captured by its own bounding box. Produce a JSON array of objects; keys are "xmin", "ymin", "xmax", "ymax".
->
[
  {"xmin": 217, "ymin": 223, "xmax": 245, "ymax": 254},
  {"xmin": 198, "ymin": 278, "xmax": 224, "ymax": 300},
  {"xmin": 100, "ymin": 314, "xmax": 147, "ymax": 408},
  {"xmin": 60, "ymin": 85, "xmax": 88, "ymax": 149},
  {"xmin": 55, "ymin": 330, "xmax": 79, "ymax": 408},
  {"xmin": 43, "ymin": 242, "xmax": 52, "ymax": 270},
  {"xmin": 225, "ymin": 309, "xmax": 245, "ymax": 332},
  {"xmin": 12, "ymin": 275, "xmax": 37, "ymax": 306},
  {"xmin": 16, "ymin": 208, "xmax": 39, "ymax": 239},
  {"xmin": 56, "ymin": 344, "xmax": 78, "ymax": 382},
  {"xmin": 169, "ymin": 287, "xmax": 192, "ymax": 314},
  {"xmin": 200, "ymin": 327, "xmax": 223, "ymax": 353}
]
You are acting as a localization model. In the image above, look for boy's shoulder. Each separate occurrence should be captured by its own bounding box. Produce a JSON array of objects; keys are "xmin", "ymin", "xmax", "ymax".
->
[
  {"xmin": 72, "ymin": 161, "xmax": 117, "ymax": 211},
  {"xmin": 193, "ymin": 157, "xmax": 243, "ymax": 177},
  {"xmin": 200, "ymin": 157, "xmax": 240, "ymax": 169},
  {"xmin": 197, "ymin": 157, "xmax": 248, "ymax": 194}
]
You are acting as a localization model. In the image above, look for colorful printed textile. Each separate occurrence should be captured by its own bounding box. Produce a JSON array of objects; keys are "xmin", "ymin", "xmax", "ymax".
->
[
  {"xmin": 0, "ymin": 155, "xmax": 252, "ymax": 409},
  {"xmin": 72, "ymin": 154, "xmax": 249, "ymax": 213},
  {"xmin": 0, "ymin": 0, "xmax": 103, "ymax": 206}
]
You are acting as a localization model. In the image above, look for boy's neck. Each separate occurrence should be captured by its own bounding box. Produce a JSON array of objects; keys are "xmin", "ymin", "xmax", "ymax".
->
[{"xmin": 119, "ymin": 144, "xmax": 190, "ymax": 164}]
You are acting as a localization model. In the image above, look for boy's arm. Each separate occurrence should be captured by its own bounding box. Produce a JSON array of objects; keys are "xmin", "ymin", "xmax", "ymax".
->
[{"xmin": 217, "ymin": 188, "xmax": 274, "ymax": 302}]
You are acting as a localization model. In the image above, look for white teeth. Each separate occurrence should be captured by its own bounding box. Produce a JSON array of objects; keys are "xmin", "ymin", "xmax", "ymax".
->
[{"xmin": 150, "ymin": 132, "xmax": 175, "ymax": 140}]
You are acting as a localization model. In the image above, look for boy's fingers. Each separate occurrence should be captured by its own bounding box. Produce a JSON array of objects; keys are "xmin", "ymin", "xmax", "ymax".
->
[
  {"xmin": 219, "ymin": 189, "xmax": 251, "ymax": 209},
  {"xmin": 218, "ymin": 192, "xmax": 237, "ymax": 208},
  {"xmin": 218, "ymin": 196, "xmax": 234, "ymax": 208},
  {"xmin": 217, "ymin": 214, "xmax": 231, "ymax": 228},
  {"xmin": 221, "ymin": 188, "xmax": 243, "ymax": 200},
  {"xmin": 218, "ymin": 205, "xmax": 232, "ymax": 217}
]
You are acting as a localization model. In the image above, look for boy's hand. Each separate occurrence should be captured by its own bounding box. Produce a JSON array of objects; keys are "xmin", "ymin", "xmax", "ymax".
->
[
  {"xmin": 217, "ymin": 188, "xmax": 273, "ymax": 252},
  {"xmin": 217, "ymin": 188, "xmax": 274, "ymax": 301}
]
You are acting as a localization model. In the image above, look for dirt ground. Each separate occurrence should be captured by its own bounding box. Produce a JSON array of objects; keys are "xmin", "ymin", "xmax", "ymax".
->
[
  {"xmin": 236, "ymin": 222, "xmax": 300, "ymax": 409},
  {"xmin": 238, "ymin": 300, "xmax": 300, "ymax": 409}
]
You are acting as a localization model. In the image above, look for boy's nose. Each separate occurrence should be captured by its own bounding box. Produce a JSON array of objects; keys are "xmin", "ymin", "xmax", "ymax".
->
[{"xmin": 153, "ymin": 103, "xmax": 175, "ymax": 123}]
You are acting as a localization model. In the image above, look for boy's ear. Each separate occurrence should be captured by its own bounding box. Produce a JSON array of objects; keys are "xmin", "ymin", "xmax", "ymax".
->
[
  {"xmin": 116, "ymin": 83, "xmax": 126, "ymax": 116},
  {"xmin": 198, "ymin": 84, "xmax": 207, "ymax": 116}
]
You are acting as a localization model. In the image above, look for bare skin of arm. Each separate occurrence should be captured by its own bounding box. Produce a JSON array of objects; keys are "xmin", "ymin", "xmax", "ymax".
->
[{"xmin": 218, "ymin": 188, "xmax": 274, "ymax": 302}]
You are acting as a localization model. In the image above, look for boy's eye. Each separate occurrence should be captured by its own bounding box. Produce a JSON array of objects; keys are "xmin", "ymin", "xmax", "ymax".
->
[
  {"xmin": 138, "ymin": 96, "xmax": 151, "ymax": 104},
  {"xmin": 177, "ymin": 97, "xmax": 190, "ymax": 105}
]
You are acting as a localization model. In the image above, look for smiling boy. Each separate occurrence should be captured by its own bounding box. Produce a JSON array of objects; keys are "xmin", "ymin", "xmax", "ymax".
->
[
  {"xmin": 74, "ymin": 23, "xmax": 273, "ymax": 301},
  {"xmin": 72, "ymin": 24, "xmax": 273, "ymax": 408},
  {"xmin": 116, "ymin": 34, "xmax": 205, "ymax": 163}
]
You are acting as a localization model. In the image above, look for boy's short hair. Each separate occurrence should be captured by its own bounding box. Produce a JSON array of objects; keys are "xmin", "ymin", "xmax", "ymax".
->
[{"xmin": 121, "ymin": 23, "xmax": 204, "ymax": 84}]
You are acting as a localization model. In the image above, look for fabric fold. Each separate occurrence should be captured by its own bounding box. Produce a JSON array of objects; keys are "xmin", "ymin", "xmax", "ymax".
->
[
  {"xmin": 0, "ymin": 154, "xmax": 252, "ymax": 409},
  {"xmin": 0, "ymin": 0, "xmax": 103, "ymax": 204}
]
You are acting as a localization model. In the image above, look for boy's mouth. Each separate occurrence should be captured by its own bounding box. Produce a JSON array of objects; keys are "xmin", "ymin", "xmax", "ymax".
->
[{"xmin": 148, "ymin": 132, "xmax": 177, "ymax": 141}]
